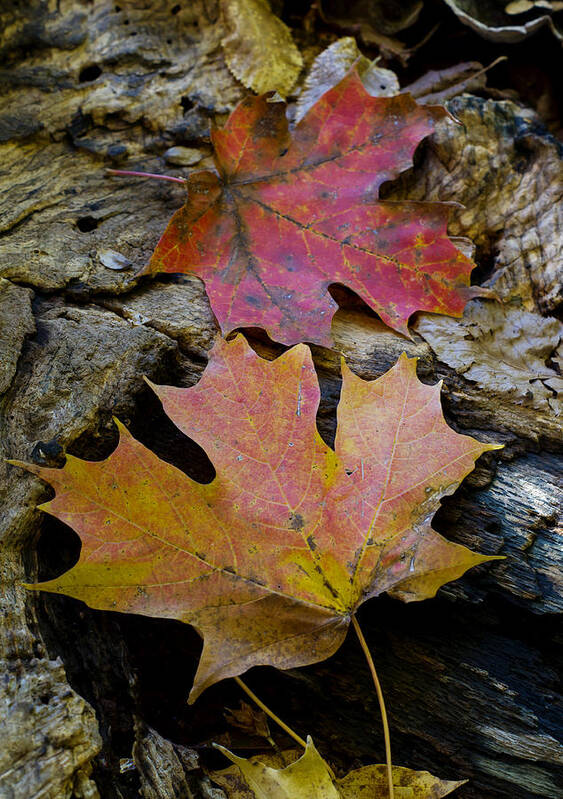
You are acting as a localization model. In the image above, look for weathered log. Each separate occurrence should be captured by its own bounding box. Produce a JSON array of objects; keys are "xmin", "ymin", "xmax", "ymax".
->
[{"xmin": 0, "ymin": 2, "xmax": 561, "ymax": 798}]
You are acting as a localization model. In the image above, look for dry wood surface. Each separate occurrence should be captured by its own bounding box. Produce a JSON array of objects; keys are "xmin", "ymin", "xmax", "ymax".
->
[{"xmin": 0, "ymin": 2, "xmax": 561, "ymax": 798}]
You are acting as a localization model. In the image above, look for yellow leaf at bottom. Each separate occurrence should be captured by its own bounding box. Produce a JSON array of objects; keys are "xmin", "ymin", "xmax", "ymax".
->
[
  {"xmin": 211, "ymin": 737, "xmax": 466, "ymax": 799},
  {"xmin": 214, "ymin": 738, "xmax": 339, "ymax": 799},
  {"xmin": 338, "ymin": 763, "xmax": 466, "ymax": 798}
]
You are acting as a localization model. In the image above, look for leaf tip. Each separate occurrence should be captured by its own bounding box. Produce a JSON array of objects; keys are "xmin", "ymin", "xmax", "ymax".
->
[
  {"xmin": 6, "ymin": 458, "xmax": 25, "ymax": 470},
  {"xmin": 397, "ymin": 351, "xmax": 419, "ymax": 374},
  {"xmin": 187, "ymin": 681, "xmax": 203, "ymax": 705},
  {"xmin": 7, "ymin": 458, "xmax": 44, "ymax": 479},
  {"xmin": 339, "ymin": 354, "xmax": 353, "ymax": 378},
  {"xmin": 112, "ymin": 416, "xmax": 128, "ymax": 433},
  {"xmin": 213, "ymin": 742, "xmax": 230, "ymax": 758}
]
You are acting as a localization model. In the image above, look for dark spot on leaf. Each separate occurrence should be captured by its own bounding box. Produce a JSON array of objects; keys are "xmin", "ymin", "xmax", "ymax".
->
[
  {"xmin": 245, "ymin": 294, "xmax": 263, "ymax": 309},
  {"xmin": 289, "ymin": 512, "xmax": 304, "ymax": 531},
  {"xmin": 253, "ymin": 107, "xmax": 286, "ymax": 141},
  {"xmin": 306, "ymin": 535, "xmax": 317, "ymax": 551}
]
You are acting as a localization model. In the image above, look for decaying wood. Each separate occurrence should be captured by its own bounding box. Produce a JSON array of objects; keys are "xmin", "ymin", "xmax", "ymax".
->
[{"xmin": 0, "ymin": 2, "xmax": 561, "ymax": 798}]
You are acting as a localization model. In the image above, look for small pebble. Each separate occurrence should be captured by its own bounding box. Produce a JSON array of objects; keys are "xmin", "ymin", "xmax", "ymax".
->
[
  {"xmin": 129, "ymin": 311, "xmax": 151, "ymax": 326},
  {"xmin": 164, "ymin": 146, "xmax": 203, "ymax": 166},
  {"xmin": 99, "ymin": 249, "xmax": 133, "ymax": 270}
]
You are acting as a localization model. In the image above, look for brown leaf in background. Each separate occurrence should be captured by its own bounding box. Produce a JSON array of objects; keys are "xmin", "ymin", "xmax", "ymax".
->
[
  {"xmin": 415, "ymin": 302, "xmax": 563, "ymax": 415},
  {"xmin": 318, "ymin": 0, "xmax": 424, "ymax": 61},
  {"xmin": 403, "ymin": 62, "xmax": 488, "ymax": 105},
  {"xmin": 225, "ymin": 702, "xmax": 272, "ymax": 742},
  {"xmin": 442, "ymin": 0, "xmax": 563, "ymax": 41},
  {"xmin": 320, "ymin": 0, "xmax": 423, "ymax": 36}
]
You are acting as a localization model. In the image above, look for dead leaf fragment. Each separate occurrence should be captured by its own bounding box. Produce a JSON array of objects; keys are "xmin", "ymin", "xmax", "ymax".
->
[
  {"xmin": 415, "ymin": 302, "xmax": 563, "ymax": 415},
  {"xmin": 211, "ymin": 737, "xmax": 466, "ymax": 798},
  {"xmin": 318, "ymin": 0, "xmax": 427, "ymax": 61},
  {"xmin": 403, "ymin": 62, "xmax": 488, "ymax": 105},
  {"xmin": 320, "ymin": 0, "xmax": 423, "ymax": 36},
  {"xmin": 442, "ymin": 0, "xmax": 563, "ymax": 41},
  {"xmin": 338, "ymin": 763, "xmax": 466, "ymax": 798},
  {"xmin": 296, "ymin": 38, "xmax": 399, "ymax": 122},
  {"xmin": 220, "ymin": 0, "xmax": 303, "ymax": 96},
  {"xmin": 225, "ymin": 701, "xmax": 272, "ymax": 741},
  {"xmin": 505, "ymin": 0, "xmax": 563, "ymax": 14}
]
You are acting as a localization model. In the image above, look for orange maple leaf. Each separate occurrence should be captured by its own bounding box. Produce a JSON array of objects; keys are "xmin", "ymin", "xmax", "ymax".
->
[{"xmin": 13, "ymin": 337, "xmax": 501, "ymax": 701}]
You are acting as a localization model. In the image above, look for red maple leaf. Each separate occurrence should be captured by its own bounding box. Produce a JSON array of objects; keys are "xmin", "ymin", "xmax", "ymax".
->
[{"xmin": 146, "ymin": 71, "xmax": 484, "ymax": 346}]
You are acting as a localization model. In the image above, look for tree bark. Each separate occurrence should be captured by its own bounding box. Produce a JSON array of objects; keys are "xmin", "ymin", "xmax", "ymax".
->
[{"xmin": 0, "ymin": 2, "xmax": 561, "ymax": 798}]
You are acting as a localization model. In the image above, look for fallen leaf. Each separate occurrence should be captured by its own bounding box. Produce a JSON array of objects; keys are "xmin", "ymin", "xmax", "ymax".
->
[
  {"xmin": 14, "ymin": 336, "xmax": 501, "ymax": 702},
  {"xmin": 211, "ymin": 736, "xmax": 466, "ymax": 798},
  {"xmin": 403, "ymin": 62, "xmax": 488, "ymax": 105},
  {"xmin": 441, "ymin": 0, "xmax": 563, "ymax": 42},
  {"xmin": 225, "ymin": 701, "xmax": 272, "ymax": 741},
  {"xmin": 339, "ymin": 763, "xmax": 466, "ymax": 798},
  {"xmin": 220, "ymin": 0, "xmax": 303, "ymax": 96},
  {"xmin": 415, "ymin": 302, "xmax": 563, "ymax": 414},
  {"xmin": 505, "ymin": 1, "xmax": 563, "ymax": 12},
  {"xmin": 147, "ymin": 70, "xmax": 486, "ymax": 347},
  {"xmin": 213, "ymin": 738, "xmax": 339, "ymax": 798},
  {"xmin": 295, "ymin": 38, "xmax": 399, "ymax": 123},
  {"xmin": 319, "ymin": 0, "xmax": 423, "ymax": 36},
  {"xmin": 318, "ymin": 0, "xmax": 428, "ymax": 62}
]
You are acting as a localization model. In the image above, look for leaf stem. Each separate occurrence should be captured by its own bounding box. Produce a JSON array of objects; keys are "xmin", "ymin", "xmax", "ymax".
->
[
  {"xmin": 105, "ymin": 168, "xmax": 186, "ymax": 184},
  {"xmin": 352, "ymin": 614, "xmax": 394, "ymax": 799},
  {"xmin": 234, "ymin": 676, "xmax": 307, "ymax": 749}
]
